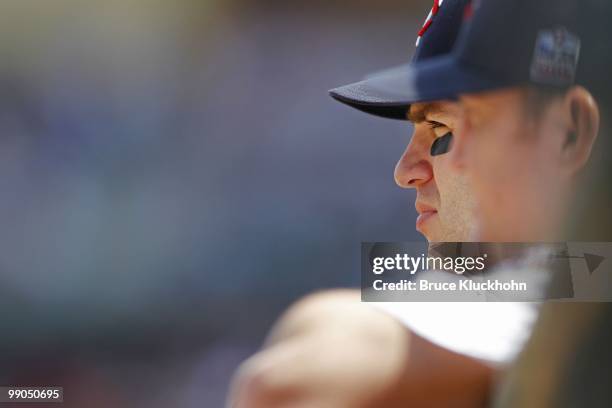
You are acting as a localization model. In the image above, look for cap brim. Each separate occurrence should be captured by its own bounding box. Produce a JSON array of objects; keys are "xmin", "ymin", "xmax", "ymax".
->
[
  {"xmin": 329, "ymin": 56, "xmax": 503, "ymax": 121},
  {"xmin": 329, "ymin": 64, "xmax": 416, "ymax": 120}
]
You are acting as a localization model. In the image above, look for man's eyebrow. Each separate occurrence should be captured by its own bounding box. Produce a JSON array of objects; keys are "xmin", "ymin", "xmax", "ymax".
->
[
  {"xmin": 407, "ymin": 106, "xmax": 426, "ymax": 123},
  {"xmin": 407, "ymin": 103, "xmax": 447, "ymax": 123}
]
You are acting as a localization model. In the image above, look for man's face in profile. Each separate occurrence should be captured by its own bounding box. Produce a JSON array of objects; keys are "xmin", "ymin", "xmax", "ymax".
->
[{"xmin": 395, "ymin": 101, "xmax": 477, "ymax": 242}]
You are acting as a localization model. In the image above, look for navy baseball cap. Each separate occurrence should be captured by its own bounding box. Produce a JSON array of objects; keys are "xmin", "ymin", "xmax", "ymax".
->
[
  {"xmin": 331, "ymin": 0, "xmax": 612, "ymax": 116},
  {"xmin": 329, "ymin": 0, "xmax": 470, "ymax": 120}
]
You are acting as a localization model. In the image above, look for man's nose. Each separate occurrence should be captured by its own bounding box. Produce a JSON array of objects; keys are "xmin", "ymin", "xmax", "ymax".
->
[{"xmin": 394, "ymin": 138, "xmax": 434, "ymax": 188}]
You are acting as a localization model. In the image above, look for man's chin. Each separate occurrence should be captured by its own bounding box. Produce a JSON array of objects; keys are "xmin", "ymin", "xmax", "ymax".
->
[{"xmin": 418, "ymin": 225, "xmax": 439, "ymax": 243}]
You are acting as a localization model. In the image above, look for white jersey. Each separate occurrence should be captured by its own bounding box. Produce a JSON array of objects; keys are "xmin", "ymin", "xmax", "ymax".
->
[{"xmin": 371, "ymin": 301, "xmax": 539, "ymax": 365}]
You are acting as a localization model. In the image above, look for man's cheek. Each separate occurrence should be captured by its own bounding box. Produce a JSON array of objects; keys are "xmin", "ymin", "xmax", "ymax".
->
[
  {"xmin": 480, "ymin": 140, "xmax": 514, "ymax": 182},
  {"xmin": 478, "ymin": 187, "xmax": 509, "ymax": 240},
  {"xmin": 465, "ymin": 144, "xmax": 495, "ymax": 193},
  {"xmin": 432, "ymin": 157, "xmax": 452, "ymax": 186},
  {"xmin": 460, "ymin": 130, "xmax": 491, "ymax": 174}
]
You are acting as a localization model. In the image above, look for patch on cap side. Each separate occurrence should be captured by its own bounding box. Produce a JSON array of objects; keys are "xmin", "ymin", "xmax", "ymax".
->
[{"xmin": 530, "ymin": 27, "xmax": 581, "ymax": 86}]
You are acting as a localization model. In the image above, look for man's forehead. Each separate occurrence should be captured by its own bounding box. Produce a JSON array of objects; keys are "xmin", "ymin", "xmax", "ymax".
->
[{"xmin": 459, "ymin": 88, "xmax": 525, "ymax": 116}]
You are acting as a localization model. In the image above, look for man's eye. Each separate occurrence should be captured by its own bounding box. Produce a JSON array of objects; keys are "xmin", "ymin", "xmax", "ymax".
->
[
  {"xmin": 430, "ymin": 132, "xmax": 453, "ymax": 156},
  {"xmin": 427, "ymin": 121, "xmax": 445, "ymax": 129}
]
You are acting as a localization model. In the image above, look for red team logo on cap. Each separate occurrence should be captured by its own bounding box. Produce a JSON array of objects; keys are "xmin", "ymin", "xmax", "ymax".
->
[{"xmin": 416, "ymin": 0, "xmax": 444, "ymax": 46}]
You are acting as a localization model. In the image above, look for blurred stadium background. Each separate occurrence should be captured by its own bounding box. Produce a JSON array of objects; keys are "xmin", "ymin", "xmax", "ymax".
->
[{"xmin": 0, "ymin": 1, "xmax": 428, "ymax": 406}]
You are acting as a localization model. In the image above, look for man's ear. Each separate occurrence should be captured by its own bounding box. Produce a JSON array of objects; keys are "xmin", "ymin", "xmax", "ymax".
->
[{"xmin": 560, "ymin": 86, "xmax": 600, "ymax": 175}]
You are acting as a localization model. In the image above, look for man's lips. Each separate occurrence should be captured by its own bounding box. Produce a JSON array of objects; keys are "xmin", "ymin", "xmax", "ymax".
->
[{"xmin": 415, "ymin": 202, "xmax": 438, "ymax": 229}]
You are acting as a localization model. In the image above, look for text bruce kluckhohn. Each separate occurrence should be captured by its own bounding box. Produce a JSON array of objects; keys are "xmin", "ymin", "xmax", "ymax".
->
[
  {"xmin": 372, "ymin": 279, "xmax": 528, "ymax": 292},
  {"xmin": 371, "ymin": 253, "xmax": 528, "ymax": 292}
]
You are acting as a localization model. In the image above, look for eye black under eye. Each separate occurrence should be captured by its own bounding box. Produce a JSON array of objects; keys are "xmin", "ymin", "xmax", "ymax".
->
[{"xmin": 430, "ymin": 132, "xmax": 453, "ymax": 156}]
